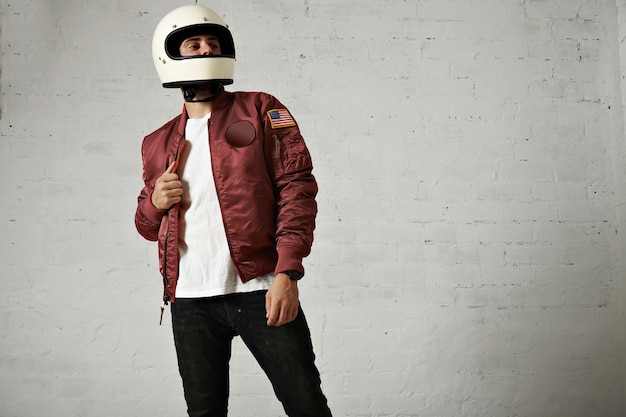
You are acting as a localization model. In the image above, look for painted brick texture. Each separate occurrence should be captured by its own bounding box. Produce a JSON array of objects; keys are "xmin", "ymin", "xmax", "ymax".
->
[{"xmin": 1, "ymin": 1, "xmax": 625, "ymax": 416}]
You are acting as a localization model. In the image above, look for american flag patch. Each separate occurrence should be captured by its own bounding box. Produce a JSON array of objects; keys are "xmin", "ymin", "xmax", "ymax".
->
[{"xmin": 267, "ymin": 109, "xmax": 296, "ymax": 129}]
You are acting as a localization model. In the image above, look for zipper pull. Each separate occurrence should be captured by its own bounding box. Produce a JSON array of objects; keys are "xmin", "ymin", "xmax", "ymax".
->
[
  {"xmin": 172, "ymin": 140, "xmax": 186, "ymax": 172},
  {"xmin": 159, "ymin": 300, "xmax": 168, "ymax": 326}
]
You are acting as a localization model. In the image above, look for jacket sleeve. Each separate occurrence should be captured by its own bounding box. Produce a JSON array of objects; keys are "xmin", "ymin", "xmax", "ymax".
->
[
  {"xmin": 263, "ymin": 96, "xmax": 318, "ymax": 277},
  {"xmin": 135, "ymin": 139, "xmax": 168, "ymax": 242}
]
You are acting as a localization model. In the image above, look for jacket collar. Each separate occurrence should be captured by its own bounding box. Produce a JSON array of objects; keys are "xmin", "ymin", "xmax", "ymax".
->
[
  {"xmin": 176, "ymin": 105, "xmax": 188, "ymax": 138},
  {"xmin": 176, "ymin": 89, "xmax": 234, "ymax": 136}
]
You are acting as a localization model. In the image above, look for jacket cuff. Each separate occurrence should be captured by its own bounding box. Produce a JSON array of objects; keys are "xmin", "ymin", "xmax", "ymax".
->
[
  {"xmin": 139, "ymin": 192, "xmax": 168, "ymax": 224},
  {"xmin": 274, "ymin": 245, "xmax": 305, "ymax": 277}
]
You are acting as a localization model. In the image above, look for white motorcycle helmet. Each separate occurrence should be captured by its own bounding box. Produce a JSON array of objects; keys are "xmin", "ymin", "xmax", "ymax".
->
[{"xmin": 152, "ymin": 4, "xmax": 235, "ymax": 92}]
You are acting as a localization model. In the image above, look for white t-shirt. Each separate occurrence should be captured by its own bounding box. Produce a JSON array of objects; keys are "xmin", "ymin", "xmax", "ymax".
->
[{"xmin": 176, "ymin": 113, "xmax": 273, "ymax": 298}]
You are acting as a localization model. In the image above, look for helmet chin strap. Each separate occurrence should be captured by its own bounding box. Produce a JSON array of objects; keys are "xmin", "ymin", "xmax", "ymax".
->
[{"xmin": 182, "ymin": 84, "xmax": 223, "ymax": 103}]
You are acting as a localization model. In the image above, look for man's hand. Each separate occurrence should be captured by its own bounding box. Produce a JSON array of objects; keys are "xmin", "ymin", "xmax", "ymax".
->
[
  {"xmin": 266, "ymin": 273, "xmax": 299, "ymax": 327},
  {"xmin": 151, "ymin": 161, "xmax": 183, "ymax": 210}
]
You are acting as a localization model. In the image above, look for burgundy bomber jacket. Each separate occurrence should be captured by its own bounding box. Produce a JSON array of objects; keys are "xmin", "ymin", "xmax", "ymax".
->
[{"xmin": 134, "ymin": 90, "xmax": 318, "ymax": 303}]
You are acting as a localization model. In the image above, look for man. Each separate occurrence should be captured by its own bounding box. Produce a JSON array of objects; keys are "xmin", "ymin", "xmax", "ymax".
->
[{"xmin": 134, "ymin": 5, "xmax": 333, "ymax": 417}]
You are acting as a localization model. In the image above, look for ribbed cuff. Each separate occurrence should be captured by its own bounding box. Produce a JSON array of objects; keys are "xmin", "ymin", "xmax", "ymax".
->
[
  {"xmin": 274, "ymin": 245, "xmax": 305, "ymax": 276},
  {"xmin": 140, "ymin": 192, "xmax": 168, "ymax": 224}
]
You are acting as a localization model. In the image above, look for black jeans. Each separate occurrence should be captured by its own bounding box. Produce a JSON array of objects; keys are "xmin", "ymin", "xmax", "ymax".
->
[{"xmin": 171, "ymin": 291, "xmax": 332, "ymax": 417}]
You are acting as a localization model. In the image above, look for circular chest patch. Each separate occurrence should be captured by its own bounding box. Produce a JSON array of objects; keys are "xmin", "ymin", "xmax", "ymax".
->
[{"xmin": 225, "ymin": 120, "xmax": 256, "ymax": 147}]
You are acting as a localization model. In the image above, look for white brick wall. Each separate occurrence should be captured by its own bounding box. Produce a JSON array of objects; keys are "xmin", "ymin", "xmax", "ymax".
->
[{"xmin": 1, "ymin": 0, "xmax": 625, "ymax": 416}]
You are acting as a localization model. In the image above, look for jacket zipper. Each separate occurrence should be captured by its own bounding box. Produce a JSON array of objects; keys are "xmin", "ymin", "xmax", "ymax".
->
[
  {"xmin": 160, "ymin": 214, "xmax": 170, "ymax": 326},
  {"xmin": 160, "ymin": 137, "xmax": 186, "ymax": 325}
]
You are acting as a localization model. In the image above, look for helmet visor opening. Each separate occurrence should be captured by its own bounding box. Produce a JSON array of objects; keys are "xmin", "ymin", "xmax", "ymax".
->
[{"xmin": 165, "ymin": 24, "xmax": 235, "ymax": 59}]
